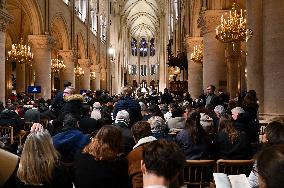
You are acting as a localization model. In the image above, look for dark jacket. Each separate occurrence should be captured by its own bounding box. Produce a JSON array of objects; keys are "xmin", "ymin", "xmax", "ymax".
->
[
  {"xmin": 176, "ymin": 129, "xmax": 210, "ymax": 160},
  {"xmin": 16, "ymin": 164, "xmax": 72, "ymax": 188},
  {"xmin": 79, "ymin": 118, "xmax": 101, "ymax": 134},
  {"xmin": 0, "ymin": 110, "xmax": 23, "ymax": 134},
  {"xmin": 161, "ymin": 92, "xmax": 174, "ymax": 104},
  {"xmin": 114, "ymin": 121, "xmax": 135, "ymax": 155},
  {"xmin": 73, "ymin": 152, "xmax": 131, "ymax": 188},
  {"xmin": 24, "ymin": 109, "xmax": 40, "ymax": 123},
  {"xmin": 213, "ymin": 131, "xmax": 251, "ymax": 160},
  {"xmin": 52, "ymin": 128, "xmax": 90, "ymax": 163},
  {"xmin": 113, "ymin": 97, "xmax": 142, "ymax": 126}
]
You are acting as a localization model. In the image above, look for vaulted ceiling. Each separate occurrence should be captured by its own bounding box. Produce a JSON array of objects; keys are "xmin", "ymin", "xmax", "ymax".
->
[{"xmin": 122, "ymin": 0, "xmax": 161, "ymax": 38}]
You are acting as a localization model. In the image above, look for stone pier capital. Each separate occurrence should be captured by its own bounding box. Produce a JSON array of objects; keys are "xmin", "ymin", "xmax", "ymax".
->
[
  {"xmin": 28, "ymin": 35, "xmax": 56, "ymax": 49},
  {"xmin": 0, "ymin": 8, "xmax": 13, "ymax": 32},
  {"xmin": 197, "ymin": 10, "xmax": 227, "ymax": 36},
  {"xmin": 184, "ymin": 36, "xmax": 203, "ymax": 53},
  {"xmin": 78, "ymin": 58, "xmax": 91, "ymax": 67}
]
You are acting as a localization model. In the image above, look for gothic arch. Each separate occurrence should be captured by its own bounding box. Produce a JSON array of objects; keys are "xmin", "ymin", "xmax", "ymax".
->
[
  {"xmin": 50, "ymin": 14, "xmax": 70, "ymax": 50},
  {"xmin": 76, "ymin": 32, "xmax": 86, "ymax": 59}
]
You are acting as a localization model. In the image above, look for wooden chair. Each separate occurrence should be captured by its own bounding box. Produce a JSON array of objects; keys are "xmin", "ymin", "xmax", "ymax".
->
[
  {"xmin": 183, "ymin": 160, "xmax": 216, "ymax": 188},
  {"xmin": 0, "ymin": 126, "xmax": 14, "ymax": 144},
  {"xmin": 216, "ymin": 159, "xmax": 254, "ymax": 176}
]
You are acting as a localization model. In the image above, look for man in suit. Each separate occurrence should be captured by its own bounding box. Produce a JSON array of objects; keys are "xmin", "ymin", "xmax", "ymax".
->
[{"xmin": 205, "ymin": 85, "xmax": 219, "ymax": 108}]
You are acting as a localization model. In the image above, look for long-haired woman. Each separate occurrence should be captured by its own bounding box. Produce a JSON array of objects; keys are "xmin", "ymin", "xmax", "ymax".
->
[
  {"xmin": 213, "ymin": 114, "xmax": 251, "ymax": 160},
  {"xmin": 73, "ymin": 125, "xmax": 130, "ymax": 188},
  {"xmin": 16, "ymin": 123, "xmax": 72, "ymax": 188},
  {"xmin": 176, "ymin": 111, "xmax": 210, "ymax": 159}
]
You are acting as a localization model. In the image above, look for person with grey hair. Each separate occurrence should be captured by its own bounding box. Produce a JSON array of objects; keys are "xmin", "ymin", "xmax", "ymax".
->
[
  {"xmin": 113, "ymin": 110, "xmax": 135, "ymax": 155},
  {"xmin": 231, "ymin": 106, "xmax": 257, "ymax": 143},
  {"xmin": 214, "ymin": 105, "xmax": 225, "ymax": 118},
  {"xmin": 91, "ymin": 102, "xmax": 101, "ymax": 120}
]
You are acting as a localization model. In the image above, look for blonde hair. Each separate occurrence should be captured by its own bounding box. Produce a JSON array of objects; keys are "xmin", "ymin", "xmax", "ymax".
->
[{"xmin": 17, "ymin": 129, "xmax": 59, "ymax": 185}]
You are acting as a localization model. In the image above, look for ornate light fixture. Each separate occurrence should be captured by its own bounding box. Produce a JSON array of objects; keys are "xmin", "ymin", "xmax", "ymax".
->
[
  {"xmin": 191, "ymin": 45, "xmax": 203, "ymax": 64},
  {"xmin": 90, "ymin": 71, "xmax": 96, "ymax": 80},
  {"xmin": 74, "ymin": 64, "xmax": 84, "ymax": 78},
  {"xmin": 7, "ymin": 38, "xmax": 34, "ymax": 64},
  {"xmin": 7, "ymin": 9, "xmax": 33, "ymax": 64},
  {"xmin": 51, "ymin": 53, "xmax": 66, "ymax": 73},
  {"xmin": 216, "ymin": 3, "xmax": 247, "ymax": 43}
]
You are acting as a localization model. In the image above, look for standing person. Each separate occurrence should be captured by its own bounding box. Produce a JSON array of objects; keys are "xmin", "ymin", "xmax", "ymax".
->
[
  {"xmin": 73, "ymin": 125, "xmax": 131, "ymax": 188},
  {"xmin": 51, "ymin": 81, "xmax": 72, "ymax": 115},
  {"xmin": 141, "ymin": 140, "xmax": 185, "ymax": 188},
  {"xmin": 161, "ymin": 88, "xmax": 174, "ymax": 104},
  {"xmin": 16, "ymin": 123, "xmax": 72, "ymax": 188},
  {"xmin": 205, "ymin": 85, "xmax": 219, "ymax": 107},
  {"xmin": 113, "ymin": 87, "xmax": 142, "ymax": 126}
]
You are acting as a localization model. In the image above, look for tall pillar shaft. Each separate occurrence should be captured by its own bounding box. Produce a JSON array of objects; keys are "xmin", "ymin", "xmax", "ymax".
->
[
  {"xmin": 263, "ymin": 0, "xmax": 284, "ymax": 116},
  {"xmin": 0, "ymin": 8, "xmax": 13, "ymax": 104},
  {"xmin": 79, "ymin": 59, "xmax": 91, "ymax": 90},
  {"xmin": 94, "ymin": 65, "xmax": 101, "ymax": 90},
  {"xmin": 185, "ymin": 36, "xmax": 203, "ymax": 99},
  {"xmin": 246, "ymin": 0, "xmax": 264, "ymax": 112},
  {"xmin": 16, "ymin": 64, "xmax": 25, "ymax": 93},
  {"xmin": 29, "ymin": 35, "xmax": 55, "ymax": 99},
  {"xmin": 198, "ymin": 10, "xmax": 227, "ymax": 91},
  {"xmin": 59, "ymin": 50, "xmax": 75, "ymax": 87},
  {"xmin": 226, "ymin": 43, "xmax": 241, "ymax": 99}
]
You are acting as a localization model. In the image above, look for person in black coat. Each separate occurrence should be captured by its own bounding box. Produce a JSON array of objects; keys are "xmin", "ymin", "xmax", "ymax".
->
[
  {"xmin": 73, "ymin": 125, "xmax": 131, "ymax": 188},
  {"xmin": 113, "ymin": 87, "xmax": 142, "ymax": 126},
  {"xmin": 176, "ymin": 112, "xmax": 210, "ymax": 160},
  {"xmin": 213, "ymin": 114, "xmax": 251, "ymax": 160},
  {"xmin": 161, "ymin": 88, "xmax": 174, "ymax": 104}
]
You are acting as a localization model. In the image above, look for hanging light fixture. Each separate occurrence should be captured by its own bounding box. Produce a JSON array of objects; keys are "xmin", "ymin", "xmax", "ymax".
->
[
  {"xmin": 51, "ymin": 52, "xmax": 66, "ymax": 73},
  {"xmin": 74, "ymin": 64, "xmax": 84, "ymax": 77},
  {"xmin": 90, "ymin": 71, "xmax": 96, "ymax": 80},
  {"xmin": 215, "ymin": 3, "xmax": 247, "ymax": 43},
  {"xmin": 190, "ymin": 45, "xmax": 203, "ymax": 64},
  {"xmin": 7, "ymin": 9, "xmax": 33, "ymax": 64}
]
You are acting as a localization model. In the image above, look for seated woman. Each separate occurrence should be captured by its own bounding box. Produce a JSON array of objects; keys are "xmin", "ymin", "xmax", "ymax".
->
[
  {"xmin": 16, "ymin": 123, "xmax": 72, "ymax": 188},
  {"xmin": 176, "ymin": 112, "xmax": 210, "ymax": 160},
  {"xmin": 147, "ymin": 116, "xmax": 169, "ymax": 140},
  {"xmin": 73, "ymin": 125, "xmax": 130, "ymax": 188},
  {"xmin": 213, "ymin": 114, "xmax": 251, "ymax": 160}
]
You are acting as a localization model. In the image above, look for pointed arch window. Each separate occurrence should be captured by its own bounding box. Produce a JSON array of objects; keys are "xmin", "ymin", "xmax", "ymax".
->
[
  {"xmin": 131, "ymin": 38, "xmax": 138, "ymax": 56},
  {"xmin": 150, "ymin": 38, "xmax": 155, "ymax": 56}
]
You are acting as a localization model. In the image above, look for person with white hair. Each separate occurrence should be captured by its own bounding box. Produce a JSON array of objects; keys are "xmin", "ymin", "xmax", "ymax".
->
[
  {"xmin": 113, "ymin": 110, "xmax": 135, "ymax": 155},
  {"xmin": 91, "ymin": 102, "xmax": 101, "ymax": 120},
  {"xmin": 231, "ymin": 106, "xmax": 256, "ymax": 143},
  {"xmin": 214, "ymin": 105, "xmax": 225, "ymax": 118}
]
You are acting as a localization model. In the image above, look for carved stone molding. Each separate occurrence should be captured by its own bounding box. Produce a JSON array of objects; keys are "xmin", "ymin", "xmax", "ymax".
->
[
  {"xmin": 197, "ymin": 10, "xmax": 227, "ymax": 36},
  {"xmin": 0, "ymin": 8, "xmax": 13, "ymax": 32},
  {"xmin": 28, "ymin": 35, "xmax": 56, "ymax": 49},
  {"xmin": 78, "ymin": 59, "xmax": 91, "ymax": 67},
  {"xmin": 184, "ymin": 36, "xmax": 203, "ymax": 53}
]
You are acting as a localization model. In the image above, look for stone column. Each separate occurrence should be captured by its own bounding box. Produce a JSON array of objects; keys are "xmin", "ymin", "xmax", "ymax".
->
[
  {"xmin": 185, "ymin": 36, "xmax": 203, "ymax": 99},
  {"xmin": 59, "ymin": 50, "xmax": 76, "ymax": 87},
  {"xmin": 225, "ymin": 42, "xmax": 241, "ymax": 99},
  {"xmin": 94, "ymin": 64, "xmax": 101, "ymax": 90},
  {"xmin": 79, "ymin": 59, "xmax": 91, "ymax": 90},
  {"xmin": 28, "ymin": 35, "xmax": 55, "ymax": 99},
  {"xmin": 246, "ymin": 0, "xmax": 264, "ymax": 112},
  {"xmin": 16, "ymin": 64, "xmax": 25, "ymax": 93},
  {"xmin": 263, "ymin": 0, "xmax": 284, "ymax": 116},
  {"xmin": 0, "ymin": 8, "xmax": 13, "ymax": 104},
  {"xmin": 198, "ymin": 10, "xmax": 227, "ymax": 91},
  {"xmin": 100, "ymin": 68, "xmax": 107, "ymax": 90}
]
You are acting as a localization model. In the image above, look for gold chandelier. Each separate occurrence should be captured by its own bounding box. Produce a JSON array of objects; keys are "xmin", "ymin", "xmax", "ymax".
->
[
  {"xmin": 7, "ymin": 38, "xmax": 34, "ymax": 64},
  {"xmin": 190, "ymin": 45, "xmax": 203, "ymax": 64},
  {"xmin": 216, "ymin": 3, "xmax": 246, "ymax": 43},
  {"xmin": 51, "ymin": 53, "xmax": 66, "ymax": 73},
  {"xmin": 74, "ymin": 64, "xmax": 84, "ymax": 77},
  {"xmin": 90, "ymin": 71, "xmax": 96, "ymax": 80}
]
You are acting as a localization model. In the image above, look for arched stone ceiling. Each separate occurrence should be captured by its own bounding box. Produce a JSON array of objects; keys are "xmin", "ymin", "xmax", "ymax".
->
[{"xmin": 122, "ymin": 0, "xmax": 160, "ymax": 38}]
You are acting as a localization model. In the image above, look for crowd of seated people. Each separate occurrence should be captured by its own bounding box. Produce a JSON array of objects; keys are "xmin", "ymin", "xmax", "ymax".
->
[{"xmin": 0, "ymin": 84, "xmax": 283, "ymax": 188}]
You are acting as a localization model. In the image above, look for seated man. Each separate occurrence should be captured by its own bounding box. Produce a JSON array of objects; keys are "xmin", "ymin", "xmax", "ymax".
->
[
  {"xmin": 52, "ymin": 114, "xmax": 90, "ymax": 163},
  {"xmin": 141, "ymin": 140, "xmax": 185, "ymax": 188}
]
